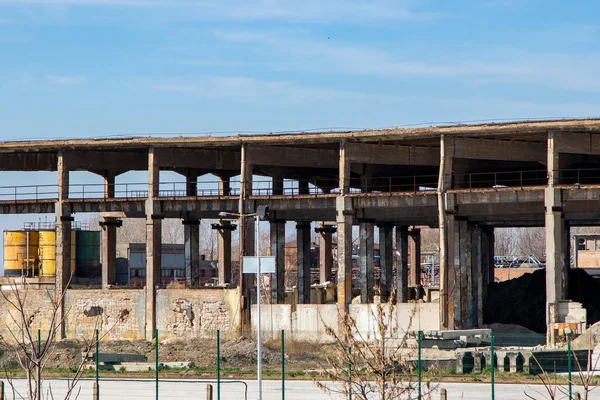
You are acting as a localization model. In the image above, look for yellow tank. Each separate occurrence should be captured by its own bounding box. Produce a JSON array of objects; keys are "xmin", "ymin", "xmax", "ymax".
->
[
  {"xmin": 4, "ymin": 231, "xmax": 39, "ymax": 277},
  {"xmin": 38, "ymin": 230, "xmax": 77, "ymax": 276}
]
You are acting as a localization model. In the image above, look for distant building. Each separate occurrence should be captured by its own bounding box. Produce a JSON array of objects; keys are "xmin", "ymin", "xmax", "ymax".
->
[{"xmin": 574, "ymin": 234, "xmax": 600, "ymax": 277}]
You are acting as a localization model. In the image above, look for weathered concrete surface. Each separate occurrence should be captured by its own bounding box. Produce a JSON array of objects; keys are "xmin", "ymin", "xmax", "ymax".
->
[
  {"xmin": 64, "ymin": 289, "xmax": 146, "ymax": 340},
  {"xmin": 156, "ymin": 287, "xmax": 241, "ymax": 340},
  {"xmin": 0, "ymin": 287, "xmax": 56, "ymax": 343},
  {"xmin": 252, "ymin": 304, "xmax": 338, "ymax": 342},
  {"xmin": 397, "ymin": 302, "xmax": 441, "ymax": 332}
]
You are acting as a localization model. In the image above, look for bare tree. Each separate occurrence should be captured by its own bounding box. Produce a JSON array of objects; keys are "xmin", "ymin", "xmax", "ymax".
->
[
  {"xmin": 0, "ymin": 281, "xmax": 98, "ymax": 400},
  {"xmin": 316, "ymin": 295, "xmax": 433, "ymax": 400}
]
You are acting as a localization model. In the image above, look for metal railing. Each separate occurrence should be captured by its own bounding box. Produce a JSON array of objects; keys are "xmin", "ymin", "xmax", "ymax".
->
[
  {"xmin": 558, "ymin": 167, "xmax": 600, "ymax": 185},
  {"xmin": 452, "ymin": 169, "xmax": 548, "ymax": 190}
]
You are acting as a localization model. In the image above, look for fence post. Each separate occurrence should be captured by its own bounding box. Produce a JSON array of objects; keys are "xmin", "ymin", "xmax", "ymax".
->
[
  {"xmin": 490, "ymin": 332, "xmax": 495, "ymax": 400},
  {"xmin": 93, "ymin": 382, "xmax": 99, "ymax": 400},
  {"xmin": 347, "ymin": 347, "xmax": 352, "ymax": 400},
  {"xmin": 95, "ymin": 329, "xmax": 99, "ymax": 398},
  {"xmin": 206, "ymin": 384, "xmax": 213, "ymax": 400},
  {"xmin": 281, "ymin": 330, "xmax": 285, "ymax": 400},
  {"xmin": 0, "ymin": 380, "xmax": 4, "ymax": 400},
  {"xmin": 155, "ymin": 329, "xmax": 159, "ymax": 400},
  {"xmin": 418, "ymin": 331, "xmax": 422, "ymax": 400},
  {"xmin": 568, "ymin": 332, "xmax": 572, "ymax": 400},
  {"xmin": 217, "ymin": 330, "xmax": 221, "ymax": 400}
]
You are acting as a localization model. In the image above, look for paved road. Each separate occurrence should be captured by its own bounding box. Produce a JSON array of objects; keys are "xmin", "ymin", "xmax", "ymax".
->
[{"xmin": 1, "ymin": 378, "xmax": 590, "ymax": 399}]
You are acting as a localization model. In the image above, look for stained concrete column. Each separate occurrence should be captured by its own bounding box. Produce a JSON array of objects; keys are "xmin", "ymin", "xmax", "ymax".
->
[
  {"xmin": 297, "ymin": 222, "xmax": 311, "ymax": 304},
  {"xmin": 213, "ymin": 220, "xmax": 234, "ymax": 285},
  {"xmin": 481, "ymin": 227, "xmax": 494, "ymax": 314},
  {"xmin": 359, "ymin": 221, "xmax": 374, "ymax": 303},
  {"xmin": 298, "ymin": 180, "xmax": 309, "ymax": 195},
  {"xmin": 239, "ymin": 144, "xmax": 254, "ymax": 329},
  {"xmin": 270, "ymin": 221, "xmax": 285, "ymax": 304},
  {"xmin": 186, "ymin": 174, "xmax": 198, "ymax": 197},
  {"xmin": 438, "ymin": 134, "xmax": 455, "ymax": 330},
  {"xmin": 103, "ymin": 171, "xmax": 115, "ymax": 198},
  {"xmin": 336, "ymin": 141, "xmax": 353, "ymax": 311},
  {"xmin": 378, "ymin": 224, "xmax": 393, "ymax": 303},
  {"xmin": 395, "ymin": 225, "xmax": 409, "ymax": 303},
  {"xmin": 272, "ymin": 175, "xmax": 284, "ymax": 196},
  {"xmin": 100, "ymin": 217, "xmax": 121, "ymax": 290},
  {"xmin": 145, "ymin": 147, "xmax": 162, "ymax": 340},
  {"xmin": 55, "ymin": 151, "xmax": 72, "ymax": 338},
  {"xmin": 409, "ymin": 228, "xmax": 422, "ymax": 295},
  {"xmin": 183, "ymin": 219, "xmax": 200, "ymax": 288},
  {"xmin": 545, "ymin": 131, "xmax": 567, "ymax": 345},
  {"xmin": 316, "ymin": 224, "xmax": 336, "ymax": 283},
  {"xmin": 219, "ymin": 176, "xmax": 230, "ymax": 196},
  {"xmin": 469, "ymin": 224, "xmax": 483, "ymax": 328}
]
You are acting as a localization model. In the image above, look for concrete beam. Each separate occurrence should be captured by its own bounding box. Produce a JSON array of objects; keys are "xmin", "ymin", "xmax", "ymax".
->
[
  {"xmin": 65, "ymin": 150, "xmax": 147, "ymax": 171},
  {"xmin": 345, "ymin": 142, "xmax": 439, "ymax": 166},
  {"xmin": 154, "ymin": 148, "xmax": 241, "ymax": 171},
  {"xmin": 248, "ymin": 145, "xmax": 337, "ymax": 168},
  {"xmin": 453, "ymin": 138, "xmax": 546, "ymax": 163},
  {"xmin": 553, "ymin": 132, "xmax": 600, "ymax": 155},
  {"xmin": 0, "ymin": 152, "xmax": 56, "ymax": 171}
]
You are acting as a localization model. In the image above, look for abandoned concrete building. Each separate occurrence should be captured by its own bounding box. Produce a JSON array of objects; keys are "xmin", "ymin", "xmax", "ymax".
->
[{"xmin": 0, "ymin": 118, "xmax": 599, "ymax": 345}]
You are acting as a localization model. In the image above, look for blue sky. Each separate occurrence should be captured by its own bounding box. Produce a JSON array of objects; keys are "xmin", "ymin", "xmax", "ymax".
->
[
  {"xmin": 1, "ymin": 0, "xmax": 600, "ymax": 141},
  {"xmin": 0, "ymin": 1, "xmax": 599, "ymax": 268}
]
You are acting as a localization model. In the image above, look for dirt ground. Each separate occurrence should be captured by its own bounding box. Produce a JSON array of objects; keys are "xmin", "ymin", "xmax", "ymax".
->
[{"xmin": 0, "ymin": 336, "xmax": 332, "ymax": 370}]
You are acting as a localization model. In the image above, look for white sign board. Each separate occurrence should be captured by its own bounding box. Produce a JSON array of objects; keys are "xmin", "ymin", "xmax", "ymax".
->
[{"xmin": 242, "ymin": 256, "xmax": 276, "ymax": 274}]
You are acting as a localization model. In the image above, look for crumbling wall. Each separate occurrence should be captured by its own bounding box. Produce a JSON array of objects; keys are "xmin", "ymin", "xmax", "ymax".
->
[
  {"xmin": 156, "ymin": 287, "xmax": 240, "ymax": 340},
  {"xmin": 0, "ymin": 286, "xmax": 56, "ymax": 343},
  {"xmin": 64, "ymin": 289, "xmax": 146, "ymax": 340}
]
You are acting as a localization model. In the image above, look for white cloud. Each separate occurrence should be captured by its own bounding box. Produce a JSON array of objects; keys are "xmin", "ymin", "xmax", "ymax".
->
[{"xmin": 46, "ymin": 75, "xmax": 87, "ymax": 85}]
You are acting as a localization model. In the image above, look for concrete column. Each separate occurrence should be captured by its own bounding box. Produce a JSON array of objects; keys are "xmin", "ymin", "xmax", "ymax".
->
[
  {"xmin": 100, "ymin": 217, "xmax": 121, "ymax": 290},
  {"xmin": 145, "ymin": 147, "xmax": 162, "ymax": 340},
  {"xmin": 184, "ymin": 219, "xmax": 200, "ymax": 288},
  {"xmin": 270, "ymin": 221, "xmax": 285, "ymax": 304},
  {"xmin": 272, "ymin": 175, "xmax": 284, "ymax": 195},
  {"xmin": 213, "ymin": 220, "xmax": 234, "ymax": 285},
  {"xmin": 438, "ymin": 135, "xmax": 454, "ymax": 330},
  {"xmin": 298, "ymin": 180, "xmax": 309, "ymax": 195},
  {"xmin": 378, "ymin": 224, "xmax": 393, "ymax": 303},
  {"xmin": 219, "ymin": 176, "xmax": 230, "ymax": 196},
  {"xmin": 186, "ymin": 174, "xmax": 198, "ymax": 197},
  {"xmin": 336, "ymin": 141, "xmax": 353, "ymax": 311},
  {"xmin": 359, "ymin": 221, "xmax": 374, "ymax": 303},
  {"xmin": 545, "ymin": 132, "xmax": 567, "ymax": 345},
  {"xmin": 297, "ymin": 222, "xmax": 311, "ymax": 304},
  {"xmin": 470, "ymin": 224, "xmax": 483, "ymax": 328},
  {"xmin": 239, "ymin": 144, "xmax": 254, "ymax": 329},
  {"xmin": 395, "ymin": 225, "xmax": 409, "ymax": 303},
  {"xmin": 316, "ymin": 224, "xmax": 335, "ymax": 283},
  {"xmin": 409, "ymin": 228, "xmax": 421, "ymax": 292},
  {"xmin": 103, "ymin": 171, "xmax": 115, "ymax": 198},
  {"xmin": 55, "ymin": 151, "xmax": 71, "ymax": 339}
]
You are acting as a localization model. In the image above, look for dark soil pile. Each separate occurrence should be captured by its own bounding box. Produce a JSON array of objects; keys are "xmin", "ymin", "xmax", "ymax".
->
[{"xmin": 484, "ymin": 268, "xmax": 600, "ymax": 333}]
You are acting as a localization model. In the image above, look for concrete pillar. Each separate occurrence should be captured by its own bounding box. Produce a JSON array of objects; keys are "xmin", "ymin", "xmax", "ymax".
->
[
  {"xmin": 438, "ymin": 135, "xmax": 454, "ymax": 330},
  {"xmin": 316, "ymin": 224, "xmax": 335, "ymax": 283},
  {"xmin": 409, "ymin": 228, "xmax": 421, "ymax": 298},
  {"xmin": 184, "ymin": 219, "xmax": 200, "ymax": 288},
  {"xmin": 359, "ymin": 221, "xmax": 374, "ymax": 303},
  {"xmin": 219, "ymin": 176, "xmax": 230, "ymax": 196},
  {"xmin": 470, "ymin": 224, "xmax": 483, "ymax": 328},
  {"xmin": 298, "ymin": 180, "xmax": 309, "ymax": 195},
  {"xmin": 270, "ymin": 221, "xmax": 285, "ymax": 303},
  {"xmin": 103, "ymin": 171, "xmax": 115, "ymax": 198},
  {"xmin": 186, "ymin": 174, "xmax": 198, "ymax": 197},
  {"xmin": 378, "ymin": 224, "xmax": 393, "ymax": 303},
  {"xmin": 239, "ymin": 144, "xmax": 254, "ymax": 329},
  {"xmin": 55, "ymin": 151, "xmax": 71, "ymax": 339},
  {"xmin": 297, "ymin": 222, "xmax": 311, "ymax": 304},
  {"xmin": 495, "ymin": 351, "xmax": 507, "ymax": 372},
  {"xmin": 336, "ymin": 141, "xmax": 353, "ymax": 311},
  {"xmin": 145, "ymin": 147, "xmax": 162, "ymax": 340},
  {"xmin": 213, "ymin": 220, "xmax": 234, "ymax": 285},
  {"xmin": 100, "ymin": 217, "xmax": 121, "ymax": 290},
  {"xmin": 481, "ymin": 226, "xmax": 494, "ymax": 306},
  {"xmin": 272, "ymin": 175, "xmax": 284, "ymax": 196},
  {"xmin": 395, "ymin": 225, "xmax": 409, "ymax": 303},
  {"xmin": 472, "ymin": 351, "xmax": 483, "ymax": 373},
  {"xmin": 545, "ymin": 132, "xmax": 567, "ymax": 345}
]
